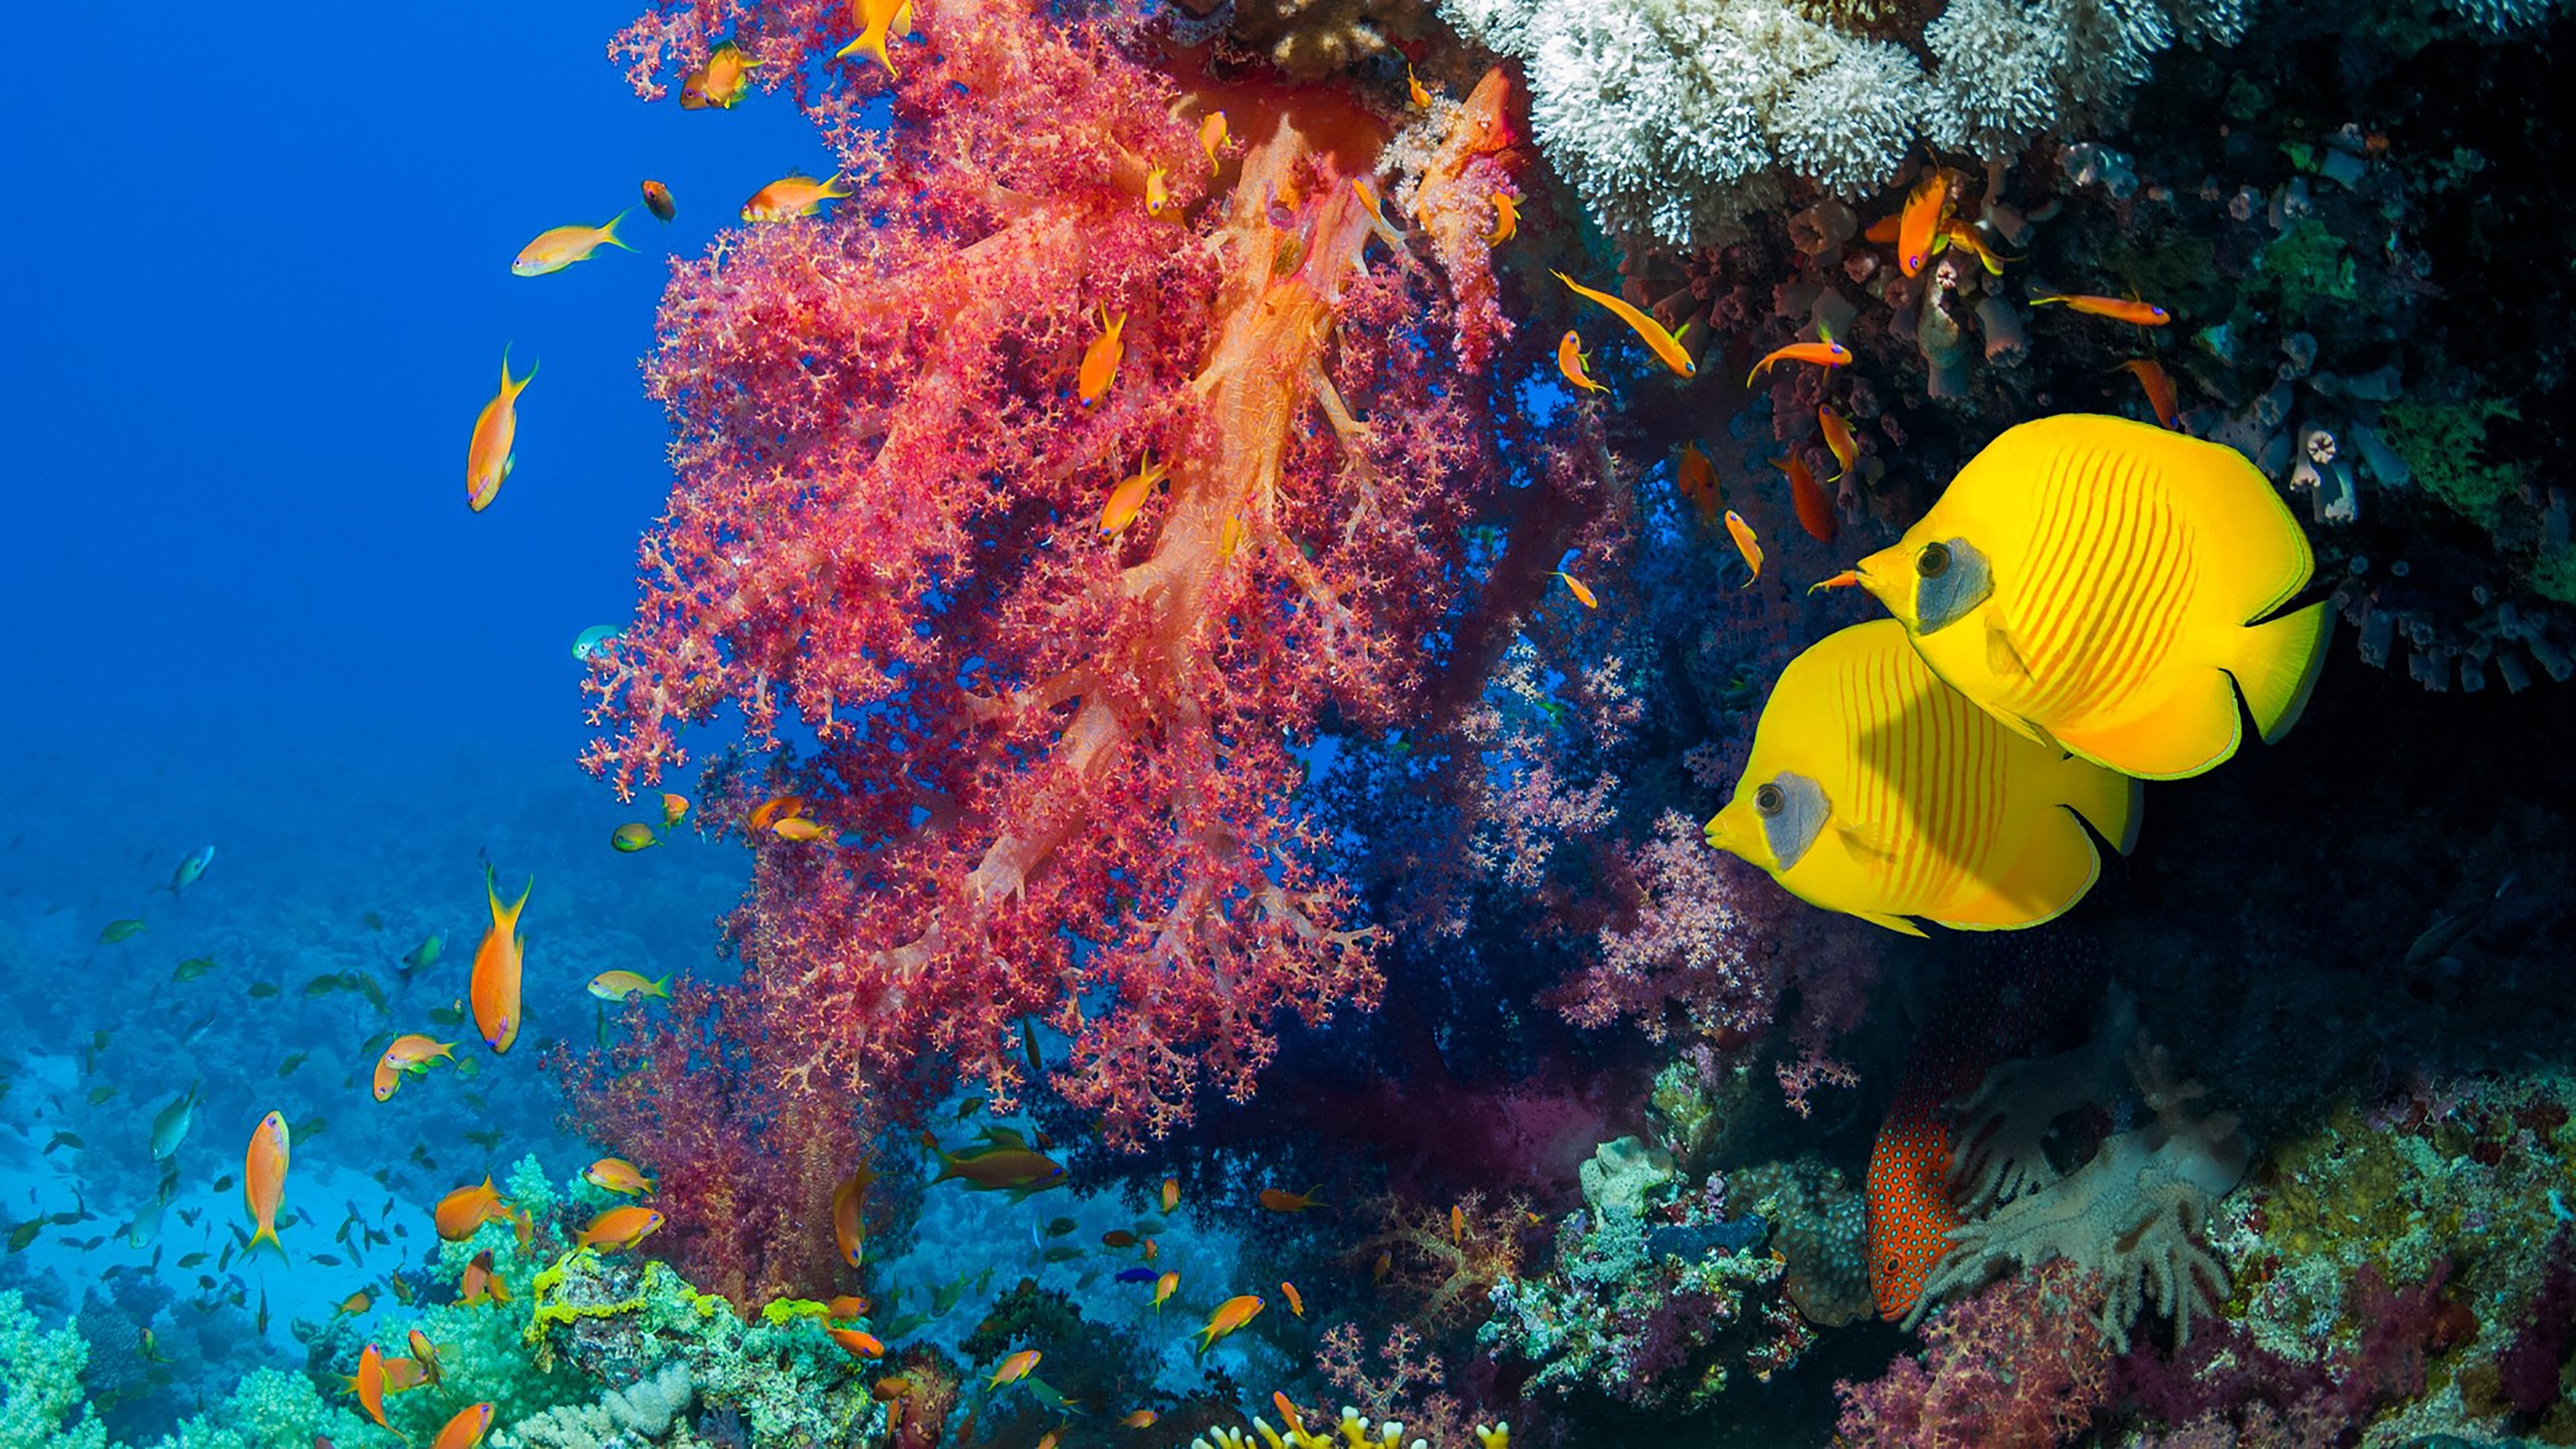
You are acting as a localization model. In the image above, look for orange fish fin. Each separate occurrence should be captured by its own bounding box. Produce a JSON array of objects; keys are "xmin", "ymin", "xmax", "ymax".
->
[
  {"xmin": 2051, "ymin": 670, "xmax": 2243, "ymax": 781},
  {"xmin": 2228, "ymin": 600, "xmax": 2333, "ymax": 746}
]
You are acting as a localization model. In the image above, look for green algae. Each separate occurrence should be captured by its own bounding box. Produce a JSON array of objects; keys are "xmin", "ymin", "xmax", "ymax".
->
[{"xmin": 2376, "ymin": 398, "xmax": 2521, "ymax": 522}]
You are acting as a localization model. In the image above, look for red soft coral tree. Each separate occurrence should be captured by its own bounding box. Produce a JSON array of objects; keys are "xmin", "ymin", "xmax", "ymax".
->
[{"xmin": 576, "ymin": 0, "xmax": 1540, "ymax": 1234}]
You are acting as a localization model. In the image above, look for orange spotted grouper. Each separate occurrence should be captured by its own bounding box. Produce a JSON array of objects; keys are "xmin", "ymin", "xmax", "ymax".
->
[{"xmin": 1866, "ymin": 937, "xmax": 2098, "ymax": 1320}]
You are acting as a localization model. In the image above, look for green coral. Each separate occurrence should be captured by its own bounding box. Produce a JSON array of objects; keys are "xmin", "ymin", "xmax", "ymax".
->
[
  {"xmin": 2531, "ymin": 542, "xmax": 2576, "ymax": 604},
  {"xmin": 2252, "ymin": 219, "xmax": 2361, "ymax": 315},
  {"xmin": 140, "ymin": 1370, "xmax": 369, "ymax": 1449},
  {"xmin": 0, "ymin": 1291, "xmax": 109, "ymax": 1449},
  {"xmin": 2377, "ymin": 398, "xmax": 2521, "ymax": 522}
]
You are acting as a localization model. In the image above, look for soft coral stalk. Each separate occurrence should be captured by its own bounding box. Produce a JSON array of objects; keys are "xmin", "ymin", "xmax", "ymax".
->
[{"xmin": 580, "ymin": 0, "xmax": 1530, "ymax": 1182}]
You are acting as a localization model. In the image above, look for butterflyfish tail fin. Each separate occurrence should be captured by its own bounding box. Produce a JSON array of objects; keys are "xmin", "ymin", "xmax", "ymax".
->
[
  {"xmin": 2231, "ymin": 600, "xmax": 2334, "ymax": 746},
  {"xmin": 2055, "ymin": 750, "xmax": 2145, "ymax": 857}
]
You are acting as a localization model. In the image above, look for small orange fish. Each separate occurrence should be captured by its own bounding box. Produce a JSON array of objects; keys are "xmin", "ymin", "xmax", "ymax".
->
[
  {"xmin": 990, "ymin": 1348, "xmax": 1042, "ymax": 1387},
  {"xmin": 380, "ymin": 1356, "xmax": 427, "ymax": 1393},
  {"xmin": 1554, "ymin": 571, "xmax": 1598, "ymax": 609},
  {"xmin": 772, "ymin": 816, "xmax": 830, "ymax": 842},
  {"xmin": 336, "ymin": 1291, "xmax": 372, "ymax": 1316},
  {"xmin": 1491, "ymin": 193, "xmax": 1519, "ymax": 245},
  {"xmin": 1078, "ymin": 307, "xmax": 1125, "ymax": 407},
  {"xmin": 244, "ymin": 1111, "xmax": 290, "ymax": 1254},
  {"xmin": 742, "ymin": 173, "xmax": 852, "ymax": 223},
  {"xmin": 1146, "ymin": 166, "xmax": 1171, "ymax": 219},
  {"xmin": 1352, "ymin": 178, "xmax": 1403, "ymax": 248},
  {"xmin": 1281, "ymin": 1280, "xmax": 1305, "ymax": 1318},
  {"xmin": 872, "ymin": 1375, "xmax": 913, "ymax": 1402},
  {"xmin": 1556, "ymin": 331, "xmax": 1606, "ymax": 394},
  {"xmin": 1161, "ymin": 1177, "xmax": 1181, "ymax": 1214},
  {"xmin": 1554, "ymin": 270, "xmax": 1695, "ymax": 378},
  {"xmin": 1100, "ymin": 456, "xmax": 1171, "ymax": 537},
  {"xmin": 1747, "ymin": 328, "xmax": 1852, "ymax": 384},
  {"xmin": 828, "ymin": 1293, "xmax": 869, "ymax": 1320},
  {"xmin": 352, "ymin": 1344, "xmax": 394, "ymax": 1434},
  {"xmin": 511, "ymin": 215, "xmax": 631, "ymax": 277},
  {"xmin": 459, "ymin": 1249, "xmax": 507, "ymax": 1305},
  {"xmin": 435, "ymin": 1178, "xmax": 510, "ymax": 1242},
  {"xmin": 1818, "ymin": 405, "xmax": 1859, "ymax": 482},
  {"xmin": 1450, "ymin": 1203, "xmax": 1466, "ymax": 1242},
  {"xmin": 1407, "ymin": 64, "xmax": 1432, "ymax": 107},
  {"xmin": 1153, "ymin": 1270, "xmax": 1179, "ymax": 1309},
  {"xmin": 468, "ymin": 865, "xmax": 529, "ymax": 1054},
  {"xmin": 577, "ymin": 1205, "xmax": 665, "ymax": 1251},
  {"xmin": 661, "ymin": 792, "xmax": 691, "ymax": 827},
  {"xmin": 2118, "ymin": 358, "xmax": 2181, "ymax": 429},
  {"xmin": 1674, "ymin": 441, "xmax": 1723, "ymax": 527},
  {"xmin": 641, "ymin": 180, "xmax": 676, "ymax": 222},
  {"xmin": 1774, "ymin": 454, "xmax": 1837, "ymax": 544},
  {"xmin": 828, "ymin": 1325, "xmax": 887, "ymax": 1359},
  {"xmin": 407, "ymin": 1328, "xmax": 443, "ymax": 1388},
  {"xmin": 372, "ymin": 1035, "xmax": 456, "ymax": 1102},
  {"xmin": 833, "ymin": 1165, "xmax": 876, "ymax": 1269},
  {"xmin": 835, "ymin": 0, "xmax": 915, "ymax": 75},
  {"xmin": 2031, "ymin": 292, "xmax": 2171, "ymax": 326},
  {"xmin": 1199, "ymin": 112, "xmax": 1229, "ymax": 174},
  {"xmin": 1196, "ymin": 1293, "xmax": 1263, "ymax": 1352},
  {"xmin": 1141, "ymin": 1236, "xmax": 1159, "ymax": 1260},
  {"xmin": 1256, "ymin": 1184, "xmax": 1326, "ymax": 1214},
  {"xmin": 584, "ymin": 1157, "xmax": 655, "ymax": 1195},
  {"xmin": 1724, "ymin": 511, "xmax": 1763, "ymax": 590},
  {"xmin": 1895, "ymin": 169, "xmax": 1951, "ymax": 277},
  {"xmin": 1273, "ymin": 1391, "xmax": 1307, "ymax": 1436},
  {"xmin": 430, "ymin": 1403, "xmax": 492, "ymax": 1449},
  {"xmin": 1935, "ymin": 221, "xmax": 2016, "ymax": 274},
  {"xmin": 749, "ymin": 794, "xmax": 806, "ymax": 830},
  {"xmin": 680, "ymin": 40, "xmax": 759, "ymax": 109},
  {"xmin": 1218, "ymin": 513, "xmax": 1248, "ymax": 559},
  {"xmin": 1121, "ymin": 1410, "xmax": 1159, "ymax": 1428},
  {"xmin": 464, "ymin": 347, "xmax": 536, "ymax": 513}
]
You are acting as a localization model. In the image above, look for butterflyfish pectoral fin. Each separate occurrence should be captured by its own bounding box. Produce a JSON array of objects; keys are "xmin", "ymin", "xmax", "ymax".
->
[
  {"xmin": 1836, "ymin": 818, "xmax": 1897, "ymax": 861},
  {"xmin": 1983, "ymin": 608, "xmax": 2033, "ymax": 680}
]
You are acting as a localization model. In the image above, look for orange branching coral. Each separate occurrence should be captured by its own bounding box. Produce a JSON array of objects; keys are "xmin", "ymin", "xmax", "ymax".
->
[{"xmin": 1343, "ymin": 1189, "xmax": 1535, "ymax": 1330}]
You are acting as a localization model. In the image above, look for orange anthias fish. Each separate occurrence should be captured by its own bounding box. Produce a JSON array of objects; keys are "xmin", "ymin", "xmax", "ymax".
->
[
  {"xmin": 1554, "ymin": 571, "xmax": 1599, "ymax": 609},
  {"xmin": 372, "ymin": 1034, "xmax": 457, "ymax": 1102},
  {"xmin": 771, "ymin": 816, "xmax": 830, "ymax": 843},
  {"xmin": 1819, "ymin": 406, "xmax": 1859, "ymax": 482},
  {"xmin": 1724, "ymin": 510, "xmax": 1763, "ymax": 590},
  {"xmin": 661, "ymin": 792, "xmax": 691, "ymax": 826},
  {"xmin": 468, "ymin": 865, "xmax": 530, "ymax": 1054},
  {"xmin": 1490, "ymin": 193, "xmax": 1519, "ymax": 245},
  {"xmin": 1747, "ymin": 327, "xmax": 1854, "ymax": 384},
  {"xmin": 1256, "ymin": 1185, "xmax": 1326, "ymax": 1214},
  {"xmin": 1775, "ymin": 454, "xmax": 1838, "ymax": 544},
  {"xmin": 1553, "ymin": 270, "xmax": 1695, "ymax": 378},
  {"xmin": 244, "ymin": 1111, "xmax": 290, "ymax": 1254},
  {"xmin": 1077, "ymin": 307, "xmax": 1124, "ymax": 407},
  {"xmin": 1895, "ymin": 168, "xmax": 1951, "ymax": 277},
  {"xmin": 1099, "ymin": 456, "xmax": 1170, "ymax": 537},
  {"xmin": 380, "ymin": 1356, "xmax": 427, "ymax": 1393},
  {"xmin": 1556, "ymin": 331, "xmax": 1606, "ymax": 394},
  {"xmin": 464, "ymin": 347, "xmax": 535, "ymax": 513},
  {"xmin": 1674, "ymin": 441, "xmax": 1723, "ymax": 528},
  {"xmin": 511, "ymin": 214, "xmax": 632, "ymax": 277},
  {"xmin": 1146, "ymin": 166, "xmax": 1172, "ymax": 219},
  {"xmin": 1161, "ymin": 1177, "xmax": 1181, "ymax": 1214},
  {"xmin": 1153, "ymin": 1271, "xmax": 1178, "ymax": 1309},
  {"xmin": 835, "ymin": 0, "xmax": 916, "ymax": 75},
  {"xmin": 577, "ymin": 1205, "xmax": 665, "ymax": 1251},
  {"xmin": 829, "ymin": 1293, "xmax": 869, "ymax": 1320},
  {"xmin": 1407, "ymin": 62, "xmax": 1432, "ymax": 107},
  {"xmin": 1199, "ymin": 111, "xmax": 1229, "ymax": 174},
  {"xmin": 584, "ymin": 1157, "xmax": 655, "ymax": 1195},
  {"xmin": 833, "ymin": 1164, "xmax": 877, "ymax": 1269},
  {"xmin": 641, "ymin": 180, "xmax": 677, "ymax": 223},
  {"xmin": 459, "ymin": 1249, "xmax": 508, "ymax": 1305},
  {"xmin": 748, "ymin": 794, "xmax": 806, "ymax": 831},
  {"xmin": 1273, "ymin": 1391, "xmax": 1307, "ymax": 1436},
  {"xmin": 679, "ymin": 40, "xmax": 759, "ymax": 109},
  {"xmin": 990, "ymin": 1348, "xmax": 1042, "ymax": 1387},
  {"xmin": 435, "ymin": 1178, "xmax": 511, "ymax": 1242},
  {"xmin": 828, "ymin": 1325, "xmax": 887, "ymax": 1359},
  {"xmin": 2119, "ymin": 358, "xmax": 2182, "ymax": 429},
  {"xmin": 742, "ymin": 173, "xmax": 852, "ymax": 223},
  {"xmin": 407, "ymin": 1329, "xmax": 445, "ymax": 1387},
  {"xmin": 2031, "ymin": 292, "xmax": 2171, "ymax": 326},
  {"xmin": 352, "ymin": 1344, "xmax": 396, "ymax": 1435},
  {"xmin": 1121, "ymin": 1410, "xmax": 1159, "ymax": 1428},
  {"xmin": 431, "ymin": 1404, "xmax": 492, "ymax": 1449},
  {"xmin": 1280, "ymin": 1280, "xmax": 1305, "ymax": 1318},
  {"xmin": 1196, "ymin": 1293, "xmax": 1263, "ymax": 1352},
  {"xmin": 1935, "ymin": 221, "xmax": 2016, "ymax": 275}
]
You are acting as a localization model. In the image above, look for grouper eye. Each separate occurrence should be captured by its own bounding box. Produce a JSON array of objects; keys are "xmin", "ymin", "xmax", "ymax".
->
[
  {"xmin": 1754, "ymin": 782, "xmax": 1785, "ymax": 817},
  {"xmin": 1917, "ymin": 541, "xmax": 1952, "ymax": 579}
]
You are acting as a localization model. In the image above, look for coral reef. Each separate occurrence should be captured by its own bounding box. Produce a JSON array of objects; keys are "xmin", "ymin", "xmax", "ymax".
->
[
  {"xmin": 1834, "ymin": 1261, "xmax": 2114, "ymax": 1448},
  {"xmin": 1, "ymin": 1289, "xmax": 108, "ymax": 1449}
]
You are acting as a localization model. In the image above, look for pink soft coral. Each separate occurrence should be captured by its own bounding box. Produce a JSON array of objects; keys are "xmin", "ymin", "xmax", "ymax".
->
[
  {"xmin": 1835, "ymin": 1260, "xmax": 2115, "ymax": 1449},
  {"xmin": 578, "ymin": 0, "xmax": 1538, "ymax": 1162}
]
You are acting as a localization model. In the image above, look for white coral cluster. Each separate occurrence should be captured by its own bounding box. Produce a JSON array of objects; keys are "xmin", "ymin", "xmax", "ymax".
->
[
  {"xmin": 1444, "ymin": 0, "xmax": 2249, "ymax": 245},
  {"xmin": 498, "ymin": 1363, "xmax": 695, "ymax": 1449},
  {"xmin": 2442, "ymin": 0, "xmax": 2569, "ymax": 28}
]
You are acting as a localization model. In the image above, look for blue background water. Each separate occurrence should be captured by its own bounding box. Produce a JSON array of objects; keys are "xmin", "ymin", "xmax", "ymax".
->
[{"xmin": 0, "ymin": 0, "xmax": 840, "ymax": 1419}]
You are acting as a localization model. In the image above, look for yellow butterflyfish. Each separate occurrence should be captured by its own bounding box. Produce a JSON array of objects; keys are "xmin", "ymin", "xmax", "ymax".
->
[
  {"xmin": 1829, "ymin": 414, "xmax": 2330, "ymax": 780},
  {"xmin": 1704, "ymin": 620, "xmax": 2140, "ymax": 936}
]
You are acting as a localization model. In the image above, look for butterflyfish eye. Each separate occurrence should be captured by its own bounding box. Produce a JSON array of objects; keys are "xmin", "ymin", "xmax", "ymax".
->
[
  {"xmin": 1917, "ymin": 541, "xmax": 1951, "ymax": 578},
  {"xmin": 1754, "ymin": 783, "xmax": 1785, "ymax": 816}
]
